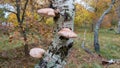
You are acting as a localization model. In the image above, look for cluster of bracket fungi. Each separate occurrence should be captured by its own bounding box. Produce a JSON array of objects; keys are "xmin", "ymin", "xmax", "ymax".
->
[{"xmin": 29, "ymin": 7, "xmax": 77, "ymax": 59}]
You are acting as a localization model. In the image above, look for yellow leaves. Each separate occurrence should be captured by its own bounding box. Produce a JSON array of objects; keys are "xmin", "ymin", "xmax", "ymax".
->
[
  {"xmin": 8, "ymin": 10, "xmax": 40, "ymax": 27},
  {"xmin": 75, "ymin": 4, "xmax": 96, "ymax": 26},
  {"xmin": 45, "ymin": 18, "xmax": 54, "ymax": 25},
  {"xmin": 26, "ymin": 11, "xmax": 31, "ymax": 17},
  {"xmin": 8, "ymin": 13, "xmax": 18, "ymax": 26},
  {"xmin": 35, "ymin": 0, "xmax": 45, "ymax": 5},
  {"xmin": 33, "ymin": 13, "xmax": 39, "ymax": 20}
]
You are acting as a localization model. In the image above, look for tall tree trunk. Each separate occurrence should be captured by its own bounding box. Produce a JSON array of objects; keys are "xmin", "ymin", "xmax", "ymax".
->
[
  {"xmin": 37, "ymin": 0, "xmax": 75, "ymax": 67},
  {"xmin": 94, "ymin": 0, "xmax": 115, "ymax": 53}
]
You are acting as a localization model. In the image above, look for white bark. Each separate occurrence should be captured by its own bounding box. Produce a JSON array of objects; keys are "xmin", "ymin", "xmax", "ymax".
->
[
  {"xmin": 36, "ymin": 0, "xmax": 75, "ymax": 68},
  {"xmin": 75, "ymin": 0, "xmax": 95, "ymax": 12}
]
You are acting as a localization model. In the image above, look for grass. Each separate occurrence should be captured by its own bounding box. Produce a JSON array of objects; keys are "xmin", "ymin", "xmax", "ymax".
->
[
  {"xmin": 67, "ymin": 28, "xmax": 120, "ymax": 68},
  {"xmin": 75, "ymin": 28, "xmax": 120, "ymax": 59},
  {"xmin": 0, "ymin": 28, "xmax": 120, "ymax": 68},
  {"xmin": 0, "ymin": 34, "xmax": 23, "ymax": 51}
]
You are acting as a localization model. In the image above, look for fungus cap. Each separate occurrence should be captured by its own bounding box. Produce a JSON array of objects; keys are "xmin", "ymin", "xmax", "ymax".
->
[
  {"xmin": 29, "ymin": 48, "xmax": 45, "ymax": 58},
  {"xmin": 58, "ymin": 28, "xmax": 77, "ymax": 38},
  {"xmin": 37, "ymin": 8, "xmax": 55, "ymax": 17}
]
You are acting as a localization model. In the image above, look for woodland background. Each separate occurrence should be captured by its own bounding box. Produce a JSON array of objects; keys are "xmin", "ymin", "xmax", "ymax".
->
[{"xmin": 0, "ymin": 0, "xmax": 120, "ymax": 68}]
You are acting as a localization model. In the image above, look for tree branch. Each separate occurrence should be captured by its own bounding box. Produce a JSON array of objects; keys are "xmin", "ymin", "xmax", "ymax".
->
[
  {"xmin": 21, "ymin": 0, "xmax": 29, "ymax": 23},
  {"xmin": 38, "ymin": 17, "xmax": 44, "ymax": 22},
  {"xmin": 96, "ymin": 0, "xmax": 115, "ymax": 28},
  {"xmin": 94, "ymin": 0, "xmax": 115, "ymax": 52},
  {"xmin": 4, "ymin": 9, "xmax": 17, "ymax": 14},
  {"xmin": 81, "ymin": 29, "xmax": 93, "ymax": 55},
  {"xmin": 16, "ymin": 0, "xmax": 21, "ymax": 22}
]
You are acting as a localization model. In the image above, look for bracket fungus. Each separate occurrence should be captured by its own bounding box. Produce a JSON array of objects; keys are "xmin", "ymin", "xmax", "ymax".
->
[
  {"xmin": 37, "ymin": 8, "xmax": 59, "ymax": 17},
  {"xmin": 58, "ymin": 28, "xmax": 77, "ymax": 38},
  {"xmin": 29, "ymin": 48, "xmax": 46, "ymax": 59}
]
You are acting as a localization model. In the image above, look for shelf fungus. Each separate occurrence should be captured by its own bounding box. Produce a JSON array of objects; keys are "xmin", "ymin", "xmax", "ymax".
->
[
  {"xmin": 29, "ymin": 48, "xmax": 46, "ymax": 59},
  {"xmin": 37, "ymin": 8, "xmax": 59, "ymax": 17},
  {"xmin": 58, "ymin": 28, "xmax": 77, "ymax": 38}
]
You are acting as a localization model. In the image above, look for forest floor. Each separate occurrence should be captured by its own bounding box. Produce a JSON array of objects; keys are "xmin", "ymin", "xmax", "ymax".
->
[{"xmin": 0, "ymin": 29, "xmax": 120, "ymax": 68}]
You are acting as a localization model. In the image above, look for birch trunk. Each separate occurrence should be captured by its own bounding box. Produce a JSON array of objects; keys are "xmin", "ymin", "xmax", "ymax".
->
[{"xmin": 36, "ymin": 0, "xmax": 75, "ymax": 68}]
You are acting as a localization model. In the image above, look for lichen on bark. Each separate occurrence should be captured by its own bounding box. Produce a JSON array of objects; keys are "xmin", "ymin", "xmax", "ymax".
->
[{"xmin": 37, "ymin": 0, "xmax": 75, "ymax": 68}]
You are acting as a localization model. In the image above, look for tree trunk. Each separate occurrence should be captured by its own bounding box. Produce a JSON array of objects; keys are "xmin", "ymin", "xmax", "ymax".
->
[
  {"xmin": 94, "ymin": 0, "xmax": 115, "ymax": 53},
  {"xmin": 16, "ymin": 0, "xmax": 29, "ymax": 56},
  {"xmin": 37, "ymin": 0, "xmax": 75, "ymax": 68},
  {"xmin": 116, "ymin": 5, "xmax": 120, "ymax": 33},
  {"xmin": 20, "ymin": 25, "xmax": 29, "ymax": 56},
  {"xmin": 91, "ymin": 23, "xmax": 94, "ymax": 32},
  {"xmin": 117, "ymin": 21, "xmax": 120, "ymax": 33}
]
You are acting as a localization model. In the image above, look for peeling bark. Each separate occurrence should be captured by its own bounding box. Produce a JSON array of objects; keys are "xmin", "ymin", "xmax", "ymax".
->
[{"xmin": 37, "ymin": 0, "xmax": 75, "ymax": 68}]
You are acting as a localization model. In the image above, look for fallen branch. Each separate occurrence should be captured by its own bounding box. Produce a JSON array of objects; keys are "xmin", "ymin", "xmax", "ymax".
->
[
  {"xmin": 102, "ymin": 59, "xmax": 120, "ymax": 65},
  {"xmin": 81, "ymin": 29, "xmax": 93, "ymax": 55}
]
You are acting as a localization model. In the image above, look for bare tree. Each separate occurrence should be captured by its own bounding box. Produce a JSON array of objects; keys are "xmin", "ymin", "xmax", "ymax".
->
[
  {"xmin": 94, "ymin": 0, "xmax": 115, "ymax": 53},
  {"xmin": 116, "ymin": 0, "xmax": 120, "ymax": 33},
  {"xmin": 12, "ymin": 0, "xmax": 29, "ymax": 56}
]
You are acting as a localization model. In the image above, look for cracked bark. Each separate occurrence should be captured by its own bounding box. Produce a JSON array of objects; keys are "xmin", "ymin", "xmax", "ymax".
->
[{"xmin": 36, "ymin": 0, "xmax": 75, "ymax": 68}]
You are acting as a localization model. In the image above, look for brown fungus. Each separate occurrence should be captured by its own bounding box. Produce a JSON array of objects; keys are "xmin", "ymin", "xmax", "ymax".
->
[
  {"xmin": 58, "ymin": 28, "xmax": 77, "ymax": 38},
  {"xmin": 29, "ymin": 48, "xmax": 46, "ymax": 59}
]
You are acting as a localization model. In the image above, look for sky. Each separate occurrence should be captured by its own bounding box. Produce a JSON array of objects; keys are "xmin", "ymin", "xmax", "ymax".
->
[
  {"xmin": 0, "ymin": 3, "xmax": 15, "ymax": 18},
  {"xmin": 0, "ymin": 0, "xmax": 95, "ymax": 18},
  {"xmin": 75, "ymin": 0, "xmax": 95, "ymax": 12}
]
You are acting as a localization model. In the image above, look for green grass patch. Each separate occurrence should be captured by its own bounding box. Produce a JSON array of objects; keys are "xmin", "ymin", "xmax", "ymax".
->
[
  {"xmin": 0, "ymin": 34, "xmax": 23, "ymax": 51},
  {"xmin": 80, "ymin": 63, "xmax": 102, "ymax": 68},
  {"xmin": 0, "ymin": 28, "xmax": 120, "ymax": 67}
]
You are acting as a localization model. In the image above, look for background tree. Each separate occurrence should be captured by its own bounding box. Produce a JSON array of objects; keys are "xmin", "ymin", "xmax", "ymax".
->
[
  {"xmin": 2, "ymin": 0, "xmax": 30, "ymax": 55},
  {"xmin": 75, "ymin": 4, "xmax": 95, "ymax": 30},
  {"xmin": 115, "ymin": 0, "xmax": 120, "ymax": 33},
  {"xmin": 0, "ymin": 8, "xmax": 5, "ymax": 22},
  {"xmin": 94, "ymin": 0, "xmax": 115, "ymax": 52}
]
